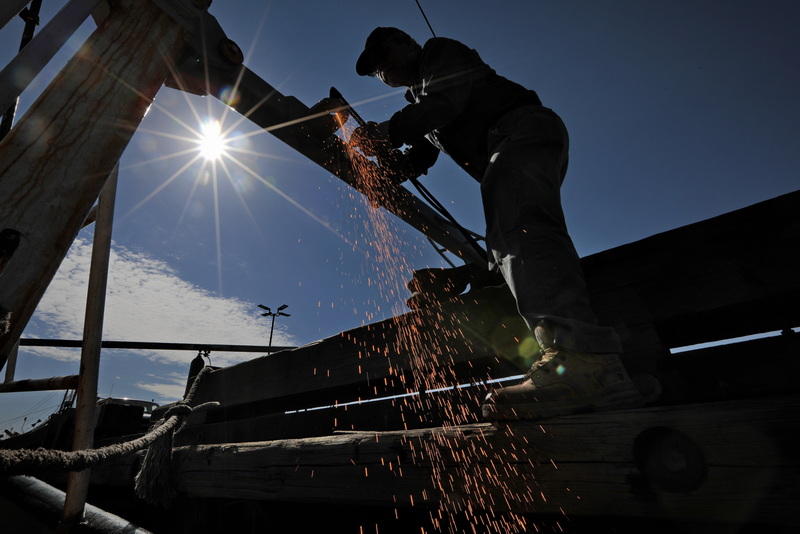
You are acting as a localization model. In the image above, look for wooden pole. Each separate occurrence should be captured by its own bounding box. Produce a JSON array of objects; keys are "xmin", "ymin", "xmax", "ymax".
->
[
  {"xmin": 3, "ymin": 341, "xmax": 18, "ymax": 383},
  {"xmin": 0, "ymin": 374, "xmax": 79, "ymax": 393},
  {"xmin": 0, "ymin": 0, "xmax": 197, "ymax": 370},
  {"xmin": 58, "ymin": 165, "xmax": 116, "ymax": 530}
]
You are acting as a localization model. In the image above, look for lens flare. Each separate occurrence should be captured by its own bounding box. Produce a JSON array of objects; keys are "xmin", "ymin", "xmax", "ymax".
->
[
  {"xmin": 219, "ymin": 85, "xmax": 241, "ymax": 108},
  {"xmin": 198, "ymin": 119, "xmax": 227, "ymax": 161}
]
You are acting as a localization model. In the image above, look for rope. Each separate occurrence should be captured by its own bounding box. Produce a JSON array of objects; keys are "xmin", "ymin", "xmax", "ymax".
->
[{"xmin": 0, "ymin": 366, "xmax": 216, "ymax": 506}]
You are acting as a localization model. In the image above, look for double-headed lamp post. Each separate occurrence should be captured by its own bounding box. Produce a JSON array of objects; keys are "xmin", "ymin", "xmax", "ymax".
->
[{"xmin": 258, "ymin": 304, "xmax": 290, "ymax": 354}]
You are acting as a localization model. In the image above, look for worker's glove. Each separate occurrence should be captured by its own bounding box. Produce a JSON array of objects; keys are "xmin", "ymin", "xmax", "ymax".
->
[
  {"xmin": 379, "ymin": 150, "xmax": 417, "ymax": 185},
  {"xmin": 349, "ymin": 121, "xmax": 392, "ymax": 158}
]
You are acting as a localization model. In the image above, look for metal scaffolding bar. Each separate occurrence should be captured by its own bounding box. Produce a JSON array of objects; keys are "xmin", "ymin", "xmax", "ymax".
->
[{"xmin": 18, "ymin": 338, "xmax": 297, "ymax": 353}]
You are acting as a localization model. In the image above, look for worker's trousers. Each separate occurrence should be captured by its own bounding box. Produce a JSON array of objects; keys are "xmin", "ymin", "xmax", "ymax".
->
[{"xmin": 481, "ymin": 105, "xmax": 622, "ymax": 354}]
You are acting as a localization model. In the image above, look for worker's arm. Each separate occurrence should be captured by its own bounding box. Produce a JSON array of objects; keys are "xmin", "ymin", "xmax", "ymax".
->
[{"xmin": 387, "ymin": 39, "xmax": 487, "ymax": 147}]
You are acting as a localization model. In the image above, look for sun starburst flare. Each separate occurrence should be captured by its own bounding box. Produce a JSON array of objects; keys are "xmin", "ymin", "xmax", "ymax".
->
[{"xmin": 197, "ymin": 119, "xmax": 228, "ymax": 161}]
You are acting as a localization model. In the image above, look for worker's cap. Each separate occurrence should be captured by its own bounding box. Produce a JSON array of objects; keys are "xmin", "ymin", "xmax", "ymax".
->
[{"xmin": 356, "ymin": 27, "xmax": 409, "ymax": 76}]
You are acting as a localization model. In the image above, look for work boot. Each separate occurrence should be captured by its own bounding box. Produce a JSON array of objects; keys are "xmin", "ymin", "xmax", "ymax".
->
[{"xmin": 481, "ymin": 324, "xmax": 644, "ymax": 421}]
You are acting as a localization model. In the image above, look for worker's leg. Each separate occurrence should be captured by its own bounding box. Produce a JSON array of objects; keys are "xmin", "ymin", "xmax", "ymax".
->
[
  {"xmin": 480, "ymin": 105, "xmax": 619, "ymax": 353},
  {"xmin": 480, "ymin": 106, "xmax": 642, "ymax": 420}
]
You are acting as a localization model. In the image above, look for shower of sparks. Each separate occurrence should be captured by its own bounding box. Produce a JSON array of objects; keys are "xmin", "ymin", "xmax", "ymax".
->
[{"xmin": 334, "ymin": 121, "xmax": 553, "ymax": 533}]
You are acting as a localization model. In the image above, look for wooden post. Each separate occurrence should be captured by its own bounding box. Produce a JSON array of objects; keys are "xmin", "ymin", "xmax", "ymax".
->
[
  {"xmin": 0, "ymin": 373, "xmax": 80, "ymax": 392},
  {"xmin": 0, "ymin": 0, "xmax": 200, "ymax": 370},
  {"xmin": 2, "ymin": 340, "xmax": 18, "ymax": 383},
  {"xmin": 58, "ymin": 165, "xmax": 117, "ymax": 531}
]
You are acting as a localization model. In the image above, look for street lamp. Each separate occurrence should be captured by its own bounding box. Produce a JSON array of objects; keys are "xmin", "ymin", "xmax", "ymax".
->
[{"xmin": 258, "ymin": 303, "xmax": 290, "ymax": 354}]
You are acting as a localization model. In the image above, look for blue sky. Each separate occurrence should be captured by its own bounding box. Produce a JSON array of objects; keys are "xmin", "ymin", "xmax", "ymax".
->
[{"xmin": 1, "ymin": 0, "xmax": 798, "ymax": 434}]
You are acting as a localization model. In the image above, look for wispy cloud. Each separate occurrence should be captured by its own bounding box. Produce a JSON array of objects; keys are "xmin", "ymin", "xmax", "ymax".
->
[
  {"xmin": 134, "ymin": 372, "xmax": 191, "ymax": 401},
  {"xmin": 24, "ymin": 236, "xmax": 295, "ymax": 369}
]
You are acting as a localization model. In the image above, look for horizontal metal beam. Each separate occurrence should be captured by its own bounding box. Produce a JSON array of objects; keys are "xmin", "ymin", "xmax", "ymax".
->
[{"xmin": 18, "ymin": 338, "xmax": 296, "ymax": 353}]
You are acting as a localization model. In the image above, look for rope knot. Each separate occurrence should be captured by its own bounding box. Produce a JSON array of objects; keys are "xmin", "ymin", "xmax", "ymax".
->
[
  {"xmin": 163, "ymin": 404, "xmax": 193, "ymax": 419},
  {"xmin": 134, "ymin": 366, "xmax": 215, "ymax": 506}
]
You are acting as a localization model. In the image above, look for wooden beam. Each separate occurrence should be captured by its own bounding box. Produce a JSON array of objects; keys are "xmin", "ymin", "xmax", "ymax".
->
[
  {"xmin": 61, "ymin": 164, "xmax": 118, "ymax": 527},
  {"xmin": 660, "ymin": 331, "xmax": 800, "ymax": 403},
  {"xmin": 172, "ymin": 394, "xmax": 800, "ymax": 528},
  {"xmin": 0, "ymin": 374, "xmax": 79, "ymax": 392},
  {"xmin": 186, "ymin": 285, "xmax": 532, "ymax": 410},
  {"xmin": 583, "ymin": 189, "xmax": 800, "ymax": 351},
  {"xmin": 171, "ymin": 330, "xmax": 800, "ymax": 445},
  {"xmin": 0, "ymin": 0, "xmax": 198, "ymax": 367},
  {"xmin": 2, "ymin": 340, "xmax": 18, "ymax": 382}
]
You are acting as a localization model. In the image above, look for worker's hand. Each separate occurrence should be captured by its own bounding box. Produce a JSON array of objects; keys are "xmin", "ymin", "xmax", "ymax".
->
[
  {"xmin": 380, "ymin": 150, "xmax": 416, "ymax": 184},
  {"xmin": 349, "ymin": 121, "xmax": 392, "ymax": 158}
]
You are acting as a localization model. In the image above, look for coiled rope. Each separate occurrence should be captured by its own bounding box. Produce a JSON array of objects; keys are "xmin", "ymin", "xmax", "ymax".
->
[{"xmin": 0, "ymin": 366, "xmax": 216, "ymax": 506}]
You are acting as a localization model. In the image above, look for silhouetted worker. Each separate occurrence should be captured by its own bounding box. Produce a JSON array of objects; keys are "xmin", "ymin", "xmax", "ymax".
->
[{"xmin": 351, "ymin": 27, "xmax": 643, "ymax": 420}]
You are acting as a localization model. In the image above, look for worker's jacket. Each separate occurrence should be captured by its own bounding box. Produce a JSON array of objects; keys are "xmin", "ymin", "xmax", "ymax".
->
[{"xmin": 387, "ymin": 37, "xmax": 541, "ymax": 181}]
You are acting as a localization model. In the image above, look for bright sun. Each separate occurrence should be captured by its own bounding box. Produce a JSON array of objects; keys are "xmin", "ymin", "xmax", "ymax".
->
[{"xmin": 198, "ymin": 119, "xmax": 227, "ymax": 161}]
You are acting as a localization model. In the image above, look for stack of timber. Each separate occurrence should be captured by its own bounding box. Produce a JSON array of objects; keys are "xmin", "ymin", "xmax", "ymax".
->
[{"xmin": 105, "ymin": 189, "xmax": 799, "ymax": 533}]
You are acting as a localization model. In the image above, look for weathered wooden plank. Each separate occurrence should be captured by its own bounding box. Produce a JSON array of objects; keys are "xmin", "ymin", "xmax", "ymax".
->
[
  {"xmin": 188, "ymin": 286, "xmax": 532, "ymax": 410},
  {"xmin": 660, "ymin": 331, "xmax": 800, "ymax": 403},
  {"xmin": 172, "ymin": 394, "xmax": 800, "ymax": 527},
  {"xmin": 175, "ymin": 329, "xmax": 800, "ymax": 444},
  {"xmin": 0, "ymin": 374, "xmax": 79, "ymax": 392},
  {"xmin": 176, "ymin": 381, "xmax": 487, "ymax": 445},
  {"xmin": 0, "ymin": 0, "xmax": 196, "ymax": 365},
  {"xmin": 583, "ymin": 189, "xmax": 800, "ymax": 351}
]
